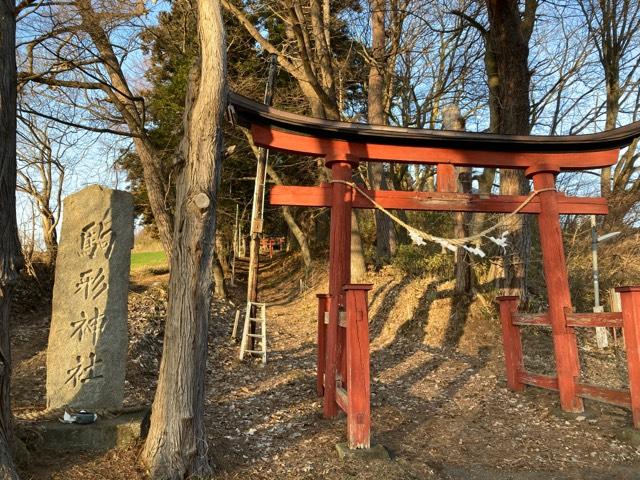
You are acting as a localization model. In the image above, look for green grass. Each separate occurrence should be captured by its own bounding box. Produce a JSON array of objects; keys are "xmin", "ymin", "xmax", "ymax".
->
[{"xmin": 131, "ymin": 251, "xmax": 168, "ymax": 271}]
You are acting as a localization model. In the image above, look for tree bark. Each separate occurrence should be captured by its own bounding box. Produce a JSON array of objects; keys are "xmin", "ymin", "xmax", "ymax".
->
[
  {"xmin": 485, "ymin": 0, "xmax": 537, "ymax": 298},
  {"xmin": 40, "ymin": 208, "xmax": 57, "ymax": 266},
  {"xmin": 350, "ymin": 211, "xmax": 367, "ymax": 282},
  {"xmin": 141, "ymin": 0, "xmax": 226, "ymax": 476},
  {"xmin": 443, "ymin": 105, "xmax": 474, "ymax": 346},
  {"xmin": 367, "ymin": 0, "xmax": 396, "ymax": 265},
  {"xmin": 0, "ymin": 1, "xmax": 22, "ymax": 477},
  {"xmin": 213, "ymin": 253, "xmax": 226, "ymax": 299}
]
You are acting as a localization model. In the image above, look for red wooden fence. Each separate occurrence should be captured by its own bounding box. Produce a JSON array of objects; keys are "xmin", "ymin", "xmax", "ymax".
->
[{"xmin": 497, "ymin": 286, "xmax": 640, "ymax": 427}]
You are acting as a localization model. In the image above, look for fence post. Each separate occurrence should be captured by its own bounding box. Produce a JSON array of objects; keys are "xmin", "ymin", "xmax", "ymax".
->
[
  {"xmin": 616, "ymin": 286, "xmax": 640, "ymax": 428},
  {"xmin": 496, "ymin": 296, "xmax": 525, "ymax": 392},
  {"xmin": 316, "ymin": 294, "xmax": 330, "ymax": 397},
  {"xmin": 344, "ymin": 284, "xmax": 373, "ymax": 449}
]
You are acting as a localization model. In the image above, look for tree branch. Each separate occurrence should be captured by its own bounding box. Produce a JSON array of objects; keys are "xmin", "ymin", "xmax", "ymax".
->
[{"xmin": 18, "ymin": 108, "xmax": 139, "ymax": 137}]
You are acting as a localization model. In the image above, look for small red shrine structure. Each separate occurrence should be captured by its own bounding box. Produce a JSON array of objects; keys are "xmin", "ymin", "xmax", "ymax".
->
[
  {"xmin": 259, "ymin": 236, "xmax": 286, "ymax": 257},
  {"xmin": 229, "ymin": 92, "xmax": 640, "ymax": 449}
]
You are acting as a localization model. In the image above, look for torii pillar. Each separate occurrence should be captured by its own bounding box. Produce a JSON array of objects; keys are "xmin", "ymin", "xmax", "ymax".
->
[
  {"xmin": 526, "ymin": 164, "xmax": 583, "ymax": 412},
  {"xmin": 324, "ymin": 155, "xmax": 358, "ymax": 418}
]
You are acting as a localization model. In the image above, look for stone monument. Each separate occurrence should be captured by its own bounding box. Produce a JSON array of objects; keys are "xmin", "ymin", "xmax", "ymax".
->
[{"xmin": 46, "ymin": 185, "xmax": 134, "ymax": 410}]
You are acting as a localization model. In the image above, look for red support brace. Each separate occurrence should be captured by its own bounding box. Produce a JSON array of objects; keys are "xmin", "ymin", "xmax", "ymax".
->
[
  {"xmin": 530, "ymin": 170, "xmax": 583, "ymax": 413},
  {"xmin": 344, "ymin": 284, "xmax": 373, "ymax": 449},
  {"xmin": 316, "ymin": 294, "xmax": 330, "ymax": 397},
  {"xmin": 496, "ymin": 296, "xmax": 525, "ymax": 392},
  {"xmin": 617, "ymin": 286, "xmax": 640, "ymax": 428}
]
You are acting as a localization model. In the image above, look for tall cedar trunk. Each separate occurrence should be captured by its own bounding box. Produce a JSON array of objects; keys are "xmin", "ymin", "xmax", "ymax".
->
[
  {"xmin": 443, "ymin": 106, "xmax": 474, "ymax": 346},
  {"xmin": 367, "ymin": 0, "xmax": 396, "ymax": 264},
  {"xmin": 0, "ymin": 1, "xmax": 21, "ymax": 478},
  {"xmin": 486, "ymin": 0, "xmax": 535, "ymax": 298},
  {"xmin": 140, "ymin": 0, "xmax": 225, "ymax": 476},
  {"xmin": 74, "ymin": 0, "xmax": 174, "ymax": 256}
]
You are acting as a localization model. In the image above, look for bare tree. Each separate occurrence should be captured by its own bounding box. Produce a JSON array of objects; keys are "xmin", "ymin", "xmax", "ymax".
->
[
  {"xmin": 140, "ymin": 0, "xmax": 226, "ymax": 476},
  {"xmin": 222, "ymin": 0, "xmax": 368, "ymax": 279},
  {"xmin": 15, "ymin": 113, "xmax": 78, "ymax": 266},
  {"xmin": 19, "ymin": 0, "xmax": 174, "ymax": 255},
  {"xmin": 578, "ymin": 0, "xmax": 640, "ymax": 222}
]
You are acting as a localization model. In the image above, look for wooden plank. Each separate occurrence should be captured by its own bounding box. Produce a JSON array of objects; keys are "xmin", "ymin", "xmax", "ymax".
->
[
  {"xmin": 565, "ymin": 311, "xmax": 623, "ymax": 328},
  {"xmin": 617, "ymin": 286, "xmax": 640, "ymax": 428},
  {"xmin": 344, "ymin": 284, "xmax": 373, "ymax": 449},
  {"xmin": 576, "ymin": 383, "xmax": 631, "ymax": 408},
  {"xmin": 251, "ymin": 124, "xmax": 619, "ymax": 170},
  {"xmin": 269, "ymin": 185, "xmax": 609, "ymax": 215},
  {"xmin": 518, "ymin": 371, "xmax": 560, "ymax": 391},
  {"xmin": 520, "ymin": 374, "xmax": 632, "ymax": 409},
  {"xmin": 512, "ymin": 312, "xmax": 551, "ymax": 326},
  {"xmin": 532, "ymin": 172, "xmax": 583, "ymax": 413},
  {"xmin": 497, "ymin": 296, "xmax": 525, "ymax": 392},
  {"xmin": 316, "ymin": 294, "xmax": 330, "ymax": 397}
]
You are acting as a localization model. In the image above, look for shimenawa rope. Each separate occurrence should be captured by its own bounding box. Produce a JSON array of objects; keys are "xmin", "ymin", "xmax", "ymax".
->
[{"xmin": 329, "ymin": 180, "xmax": 555, "ymax": 256}]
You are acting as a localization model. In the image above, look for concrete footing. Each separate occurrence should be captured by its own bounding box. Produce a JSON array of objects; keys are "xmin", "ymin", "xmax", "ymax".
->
[{"xmin": 335, "ymin": 442, "xmax": 390, "ymax": 460}]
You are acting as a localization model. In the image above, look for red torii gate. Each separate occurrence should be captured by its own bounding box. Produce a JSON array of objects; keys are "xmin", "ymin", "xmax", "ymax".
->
[{"xmin": 229, "ymin": 92, "xmax": 640, "ymax": 450}]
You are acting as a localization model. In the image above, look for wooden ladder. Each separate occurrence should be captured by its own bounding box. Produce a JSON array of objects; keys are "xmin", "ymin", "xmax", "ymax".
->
[{"xmin": 239, "ymin": 301, "xmax": 267, "ymax": 364}]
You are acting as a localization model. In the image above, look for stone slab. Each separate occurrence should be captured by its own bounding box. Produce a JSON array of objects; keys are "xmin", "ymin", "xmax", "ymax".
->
[
  {"xmin": 38, "ymin": 411, "xmax": 145, "ymax": 452},
  {"xmin": 46, "ymin": 185, "xmax": 134, "ymax": 410},
  {"xmin": 335, "ymin": 442, "xmax": 390, "ymax": 460},
  {"xmin": 616, "ymin": 426, "xmax": 640, "ymax": 447}
]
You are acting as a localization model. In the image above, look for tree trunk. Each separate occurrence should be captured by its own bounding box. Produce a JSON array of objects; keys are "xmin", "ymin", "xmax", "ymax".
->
[
  {"xmin": 141, "ymin": 0, "xmax": 226, "ymax": 476},
  {"xmin": 367, "ymin": 0, "xmax": 395, "ymax": 265},
  {"xmin": 350, "ymin": 211, "xmax": 367, "ymax": 282},
  {"xmin": 0, "ymin": 1, "xmax": 22, "ymax": 477},
  {"xmin": 40, "ymin": 208, "xmax": 58, "ymax": 266},
  {"xmin": 443, "ymin": 105, "xmax": 474, "ymax": 346},
  {"xmin": 213, "ymin": 253, "xmax": 226, "ymax": 299},
  {"xmin": 216, "ymin": 236, "xmax": 230, "ymax": 276},
  {"xmin": 485, "ymin": 0, "xmax": 536, "ymax": 298}
]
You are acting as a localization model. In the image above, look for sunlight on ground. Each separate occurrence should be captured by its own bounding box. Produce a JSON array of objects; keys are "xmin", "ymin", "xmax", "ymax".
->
[{"xmin": 130, "ymin": 251, "xmax": 167, "ymax": 271}]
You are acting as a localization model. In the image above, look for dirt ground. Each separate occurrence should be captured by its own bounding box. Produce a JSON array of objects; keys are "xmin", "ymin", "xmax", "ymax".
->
[{"xmin": 10, "ymin": 255, "xmax": 640, "ymax": 479}]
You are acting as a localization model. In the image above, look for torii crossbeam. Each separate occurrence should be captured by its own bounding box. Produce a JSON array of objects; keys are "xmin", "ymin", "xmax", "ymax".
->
[{"xmin": 229, "ymin": 91, "xmax": 640, "ymax": 450}]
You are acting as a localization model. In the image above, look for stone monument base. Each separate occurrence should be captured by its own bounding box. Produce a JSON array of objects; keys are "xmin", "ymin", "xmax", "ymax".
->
[{"xmin": 37, "ymin": 411, "xmax": 146, "ymax": 452}]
